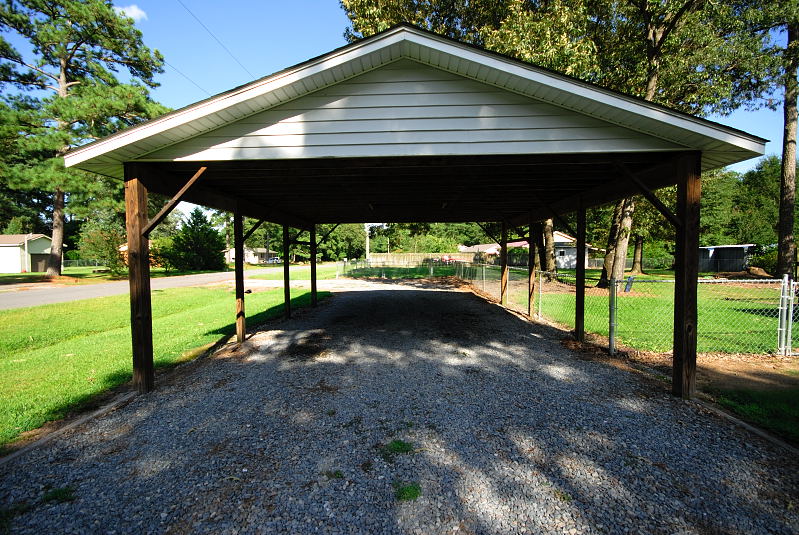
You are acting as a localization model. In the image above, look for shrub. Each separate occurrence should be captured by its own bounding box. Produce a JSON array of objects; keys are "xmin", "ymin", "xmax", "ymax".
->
[
  {"xmin": 77, "ymin": 217, "xmax": 126, "ymax": 275},
  {"xmin": 161, "ymin": 208, "xmax": 226, "ymax": 271},
  {"xmin": 749, "ymin": 247, "xmax": 778, "ymax": 276}
]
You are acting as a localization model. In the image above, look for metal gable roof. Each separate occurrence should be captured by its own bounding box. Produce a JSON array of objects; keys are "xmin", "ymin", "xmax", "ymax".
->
[{"xmin": 64, "ymin": 24, "xmax": 765, "ymax": 178}]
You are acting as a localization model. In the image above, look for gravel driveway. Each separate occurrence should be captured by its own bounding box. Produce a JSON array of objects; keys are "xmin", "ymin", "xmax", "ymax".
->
[{"xmin": 2, "ymin": 279, "xmax": 797, "ymax": 534}]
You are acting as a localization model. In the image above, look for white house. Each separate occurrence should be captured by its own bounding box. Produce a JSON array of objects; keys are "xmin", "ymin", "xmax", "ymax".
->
[
  {"xmin": 0, "ymin": 234, "xmax": 52, "ymax": 273},
  {"xmin": 459, "ymin": 231, "xmax": 595, "ymax": 269},
  {"xmin": 224, "ymin": 247, "xmax": 278, "ymax": 264}
]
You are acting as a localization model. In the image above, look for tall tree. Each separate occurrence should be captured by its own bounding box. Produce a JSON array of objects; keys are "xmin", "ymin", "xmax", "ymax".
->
[{"xmin": 0, "ymin": 0, "xmax": 166, "ymax": 275}]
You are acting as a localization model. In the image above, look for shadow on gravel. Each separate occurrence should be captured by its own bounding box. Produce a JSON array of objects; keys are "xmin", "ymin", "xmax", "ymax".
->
[{"xmin": 2, "ymin": 287, "xmax": 798, "ymax": 534}]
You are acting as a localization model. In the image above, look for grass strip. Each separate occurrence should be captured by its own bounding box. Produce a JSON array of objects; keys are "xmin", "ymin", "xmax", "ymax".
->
[
  {"xmin": 248, "ymin": 264, "xmax": 339, "ymax": 281},
  {"xmin": 712, "ymin": 388, "xmax": 799, "ymax": 444}
]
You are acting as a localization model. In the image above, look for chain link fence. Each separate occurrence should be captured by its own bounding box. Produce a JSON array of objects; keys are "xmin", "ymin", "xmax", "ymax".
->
[
  {"xmin": 63, "ymin": 259, "xmax": 102, "ymax": 268},
  {"xmin": 338, "ymin": 259, "xmax": 457, "ymax": 279},
  {"xmin": 531, "ymin": 271, "xmax": 789, "ymax": 355},
  {"xmin": 336, "ymin": 259, "xmax": 795, "ymax": 356}
]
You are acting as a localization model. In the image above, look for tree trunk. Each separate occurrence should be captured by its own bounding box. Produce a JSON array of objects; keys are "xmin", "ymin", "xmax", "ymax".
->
[
  {"xmin": 543, "ymin": 218, "xmax": 556, "ymax": 276},
  {"xmin": 532, "ymin": 224, "xmax": 542, "ymax": 272},
  {"xmin": 537, "ymin": 223, "xmax": 547, "ymax": 270},
  {"xmin": 598, "ymin": 199, "xmax": 624, "ymax": 287},
  {"xmin": 630, "ymin": 235, "xmax": 644, "ymax": 275},
  {"xmin": 46, "ymin": 187, "xmax": 65, "ymax": 276},
  {"xmin": 611, "ymin": 197, "xmax": 635, "ymax": 280},
  {"xmin": 778, "ymin": 22, "xmax": 798, "ymax": 277}
]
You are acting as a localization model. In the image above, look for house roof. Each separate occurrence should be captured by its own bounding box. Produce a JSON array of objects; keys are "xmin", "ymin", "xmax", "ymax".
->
[
  {"xmin": 0, "ymin": 234, "xmax": 50, "ymax": 246},
  {"xmin": 65, "ymin": 24, "xmax": 764, "ymax": 179}
]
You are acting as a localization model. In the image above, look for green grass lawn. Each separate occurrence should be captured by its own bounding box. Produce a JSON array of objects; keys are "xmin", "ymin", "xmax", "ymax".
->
[
  {"xmin": 512, "ymin": 276, "xmax": 782, "ymax": 354},
  {"xmin": 712, "ymin": 388, "xmax": 799, "ymax": 444},
  {"xmin": 248, "ymin": 263, "xmax": 339, "ymax": 280},
  {"xmin": 0, "ymin": 287, "xmax": 327, "ymax": 448}
]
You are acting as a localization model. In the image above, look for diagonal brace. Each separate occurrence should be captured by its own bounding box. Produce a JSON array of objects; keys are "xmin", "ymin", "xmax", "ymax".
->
[
  {"xmin": 142, "ymin": 167, "xmax": 207, "ymax": 237},
  {"xmin": 316, "ymin": 224, "xmax": 340, "ymax": 247},
  {"xmin": 476, "ymin": 222, "xmax": 501, "ymax": 245},
  {"xmin": 242, "ymin": 219, "xmax": 265, "ymax": 243},
  {"xmin": 532, "ymin": 197, "xmax": 577, "ymax": 238},
  {"xmin": 616, "ymin": 162, "xmax": 682, "ymax": 230}
]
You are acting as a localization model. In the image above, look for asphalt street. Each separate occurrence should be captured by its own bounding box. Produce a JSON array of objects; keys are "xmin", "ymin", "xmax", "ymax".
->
[{"xmin": 0, "ymin": 271, "xmax": 239, "ymax": 311}]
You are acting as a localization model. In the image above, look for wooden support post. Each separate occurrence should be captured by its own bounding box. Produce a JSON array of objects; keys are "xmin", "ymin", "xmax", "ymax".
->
[
  {"xmin": 500, "ymin": 220, "xmax": 508, "ymax": 306},
  {"xmin": 528, "ymin": 219, "xmax": 535, "ymax": 317},
  {"xmin": 124, "ymin": 164, "xmax": 154, "ymax": 394},
  {"xmin": 576, "ymin": 201, "xmax": 586, "ymax": 342},
  {"xmin": 234, "ymin": 209, "xmax": 245, "ymax": 344},
  {"xmin": 283, "ymin": 224, "xmax": 291, "ymax": 319},
  {"xmin": 672, "ymin": 153, "xmax": 702, "ymax": 399},
  {"xmin": 310, "ymin": 225, "xmax": 318, "ymax": 307}
]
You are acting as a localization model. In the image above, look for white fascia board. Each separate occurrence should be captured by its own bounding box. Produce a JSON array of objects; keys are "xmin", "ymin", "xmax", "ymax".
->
[
  {"xmin": 400, "ymin": 31, "xmax": 765, "ymax": 155},
  {"xmin": 65, "ymin": 31, "xmax": 408, "ymax": 168}
]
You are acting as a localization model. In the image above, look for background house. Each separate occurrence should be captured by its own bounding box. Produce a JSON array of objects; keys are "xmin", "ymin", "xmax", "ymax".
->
[
  {"xmin": 459, "ymin": 231, "xmax": 596, "ymax": 269},
  {"xmin": 0, "ymin": 234, "xmax": 52, "ymax": 273},
  {"xmin": 224, "ymin": 247, "xmax": 279, "ymax": 264}
]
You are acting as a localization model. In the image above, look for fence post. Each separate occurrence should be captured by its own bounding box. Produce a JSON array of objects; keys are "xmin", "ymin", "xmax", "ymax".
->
[
  {"xmin": 609, "ymin": 278, "xmax": 617, "ymax": 355},
  {"xmin": 779, "ymin": 274, "xmax": 789, "ymax": 355},
  {"xmin": 482, "ymin": 264, "xmax": 486, "ymax": 291},
  {"xmin": 788, "ymin": 280, "xmax": 796, "ymax": 355},
  {"xmin": 429, "ymin": 260, "xmax": 434, "ymax": 277},
  {"xmin": 538, "ymin": 270, "xmax": 543, "ymax": 319}
]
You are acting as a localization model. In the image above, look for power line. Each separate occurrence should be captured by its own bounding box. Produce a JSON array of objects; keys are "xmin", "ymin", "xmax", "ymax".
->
[
  {"xmin": 174, "ymin": 0, "xmax": 256, "ymax": 79},
  {"xmin": 164, "ymin": 59, "xmax": 212, "ymax": 97}
]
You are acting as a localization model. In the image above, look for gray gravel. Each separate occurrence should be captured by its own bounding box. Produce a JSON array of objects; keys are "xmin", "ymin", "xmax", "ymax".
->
[{"xmin": 2, "ymin": 280, "xmax": 798, "ymax": 534}]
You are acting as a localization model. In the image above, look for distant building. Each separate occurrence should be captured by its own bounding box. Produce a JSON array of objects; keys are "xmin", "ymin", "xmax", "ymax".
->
[
  {"xmin": 459, "ymin": 231, "xmax": 598, "ymax": 269},
  {"xmin": 698, "ymin": 244, "xmax": 755, "ymax": 272},
  {"xmin": 0, "ymin": 234, "xmax": 52, "ymax": 273},
  {"xmin": 224, "ymin": 247, "xmax": 279, "ymax": 264}
]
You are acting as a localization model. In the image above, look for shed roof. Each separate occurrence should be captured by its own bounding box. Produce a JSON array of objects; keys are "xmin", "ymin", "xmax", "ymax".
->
[{"xmin": 0, "ymin": 234, "xmax": 50, "ymax": 246}]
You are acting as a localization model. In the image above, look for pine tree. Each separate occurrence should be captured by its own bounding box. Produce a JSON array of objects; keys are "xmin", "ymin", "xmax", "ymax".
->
[{"xmin": 0, "ymin": 0, "xmax": 167, "ymax": 275}]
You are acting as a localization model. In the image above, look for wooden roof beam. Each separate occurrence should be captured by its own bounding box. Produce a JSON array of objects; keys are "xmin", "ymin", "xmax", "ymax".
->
[
  {"xmin": 138, "ymin": 164, "xmax": 313, "ymax": 230},
  {"xmin": 615, "ymin": 162, "xmax": 682, "ymax": 230}
]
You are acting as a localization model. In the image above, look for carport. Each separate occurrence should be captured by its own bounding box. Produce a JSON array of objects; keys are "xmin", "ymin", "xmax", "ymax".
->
[{"xmin": 64, "ymin": 24, "xmax": 765, "ymax": 400}]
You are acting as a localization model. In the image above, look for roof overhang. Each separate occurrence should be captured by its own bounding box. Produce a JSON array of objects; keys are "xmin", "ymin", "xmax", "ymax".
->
[
  {"xmin": 63, "ymin": 25, "xmax": 765, "ymax": 227},
  {"xmin": 65, "ymin": 24, "xmax": 765, "ymax": 177}
]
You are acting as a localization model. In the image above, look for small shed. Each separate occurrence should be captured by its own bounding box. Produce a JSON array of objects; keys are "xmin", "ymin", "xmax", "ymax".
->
[
  {"xmin": 0, "ymin": 234, "xmax": 52, "ymax": 273},
  {"xmin": 698, "ymin": 244, "xmax": 755, "ymax": 272}
]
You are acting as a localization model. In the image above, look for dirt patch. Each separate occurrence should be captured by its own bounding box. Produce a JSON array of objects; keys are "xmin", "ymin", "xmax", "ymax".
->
[{"xmin": 561, "ymin": 336, "xmax": 799, "ymax": 393}]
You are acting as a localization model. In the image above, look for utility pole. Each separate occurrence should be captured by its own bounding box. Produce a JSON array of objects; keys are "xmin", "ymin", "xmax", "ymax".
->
[{"xmin": 365, "ymin": 223, "xmax": 370, "ymax": 260}]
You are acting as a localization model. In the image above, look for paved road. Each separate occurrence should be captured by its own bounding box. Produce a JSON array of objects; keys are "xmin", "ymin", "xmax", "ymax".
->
[{"xmin": 0, "ymin": 271, "xmax": 242, "ymax": 310}]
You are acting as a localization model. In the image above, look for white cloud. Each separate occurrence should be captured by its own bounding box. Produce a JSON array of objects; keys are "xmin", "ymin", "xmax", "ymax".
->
[{"xmin": 114, "ymin": 4, "xmax": 148, "ymax": 22}]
